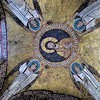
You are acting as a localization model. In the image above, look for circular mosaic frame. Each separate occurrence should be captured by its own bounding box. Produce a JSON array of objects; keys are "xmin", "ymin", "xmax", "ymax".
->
[
  {"xmin": 10, "ymin": 90, "xmax": 81, "ymax": 100},
  {"xmin": 34, "ymin": 23, "xmax": 79, "ymax": 67}
]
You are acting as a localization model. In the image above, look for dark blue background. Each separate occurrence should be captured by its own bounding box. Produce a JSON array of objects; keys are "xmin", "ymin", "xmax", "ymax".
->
[{"xmin": 39, "ymin": 29, "xmax": 71, "ymax": 62}]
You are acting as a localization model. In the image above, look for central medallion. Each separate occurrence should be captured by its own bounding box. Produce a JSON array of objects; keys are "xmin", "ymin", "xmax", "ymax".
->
[{"xmin": 34, "ymin": 23, "xmax": 79, "ymax": 67}]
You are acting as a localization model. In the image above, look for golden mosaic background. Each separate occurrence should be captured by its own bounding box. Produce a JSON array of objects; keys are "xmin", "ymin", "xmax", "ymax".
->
[{"xmin": 3, "ymin": 0, "xmax": 100, "ymax": 99}]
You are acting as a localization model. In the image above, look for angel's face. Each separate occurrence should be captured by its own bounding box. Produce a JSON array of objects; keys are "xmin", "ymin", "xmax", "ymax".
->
[
  {"xmin": 77, "ymin": 21, "xmax": 84, "ymax": 28},
  {"xmin": 75, "ymin": 66, "xmax": 80, "ymax": 73},
  {"xmin": 30, "ymin": 20, "xmax": 38, "ymax": 28},
  {"xmin": 30, "ymin": 63, "xmax": 37, "ymax": 70}
]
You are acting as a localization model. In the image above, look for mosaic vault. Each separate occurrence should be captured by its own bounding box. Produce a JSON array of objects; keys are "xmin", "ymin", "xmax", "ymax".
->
[{"xmin": 0, "ymin": 0, "xmax": 100, "ymax": 100}]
